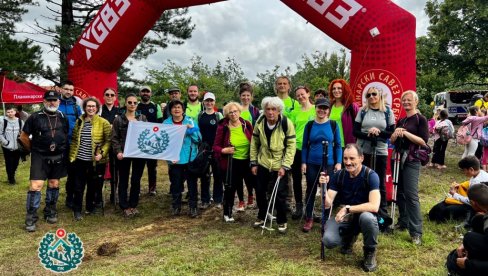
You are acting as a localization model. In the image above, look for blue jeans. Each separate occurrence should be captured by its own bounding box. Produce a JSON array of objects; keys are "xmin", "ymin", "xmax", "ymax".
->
[
  {"xmin": 304, "ymin": 163, "xmax": 333, "ymax": 219},
  {"xmin": 397, "ymin": 160, "xmax": 423, "ymax": 237},
  {"xmin": 322, "ymin": 212, "xmax": 379, "ymax": 250}
]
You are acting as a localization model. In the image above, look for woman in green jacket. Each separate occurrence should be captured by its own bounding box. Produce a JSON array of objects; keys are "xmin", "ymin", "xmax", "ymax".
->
[{"xmin": 69, "ymin": 97, "xmax": 111, "ymax": 220}]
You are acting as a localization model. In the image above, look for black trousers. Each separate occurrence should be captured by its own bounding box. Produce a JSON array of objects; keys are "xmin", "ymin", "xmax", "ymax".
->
[
  {"xmin": 364, "ymin": 153, "xmax": 388, "ymax": 218},
  {"xmin": 117, "ymin": 158, "xmax": 146, "ymax": 210},
  {"xmin": 73, "ymin": 159, "xmax": 105, "ymax": 213},
  {"xmin": 291, "ymin": 149, "xmax": 303, "ymax": 206},
  {"xmin": 428, "ymin": 201, "xmax": 471, "ymax": 222},
  {"xmin": 222, "ymin": 158, "xmax": 253, "ymax": 217},
  {"xmin": 146, "ymin": 159, "xmax": 157, "ymax": 192},
  {"xmin": 256, "ymin": 166, "xmax": 288, "ymax": 224},
  {"xmin": 2, "ymin": 147, "xmax": 20, "ymax": 181},
  {"xmin": 432, "ymin": 139, "xmax": 448, "ymax": 165}
]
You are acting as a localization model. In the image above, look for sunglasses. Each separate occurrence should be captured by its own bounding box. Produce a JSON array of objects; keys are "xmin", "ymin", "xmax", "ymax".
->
[
  {"xmin": 366, "ymin": 92, "xmax": 378, "ymax": 98},
  {"xmin": 127, "ymin": 101, "xmax": 138, "ymax": 105},
  {"xmin": 105, "ymin": 93, "xmax": 115, "ymax": 97}
]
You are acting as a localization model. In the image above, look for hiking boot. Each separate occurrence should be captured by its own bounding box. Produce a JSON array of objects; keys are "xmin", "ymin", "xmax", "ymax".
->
[
  {"xmin": 74, "ymin": 212, "xmax": 83, "ymax": 221},
  {"xmin": 362, "ymin": 247, "xmax": 377, "ymax": 272},
  {"xmin": 253, "ymin": 220, "xmax": 265, "ymax": 228},
  {"xmin": 412, "ymin": 235, "xmax": 422, "ymax": 245},
  {"xmin": 25, "ymin": 191, "xmax": 41, "ymax": 232},
  {"xmin": 236, "ymin": 201, "xmax": 245, "ymax": 212},
  {"xmin": 172, "ymin": 207, "xmax": 181, "ymax": 216},
  {"xmin": 223, "ymin": 215, "xmax": 235, "ymax": 223},
  {"xmin": 291, "ymin": 204, "xmax": 304, "ymax": 220},
  {"xmin": 189, "ymin": 208, "xmax": 198, "ymax": 218},
  {"xmin": 278, "ymin": 223, "xmax": 288, "ymax": 234},
  {"xmin": 302, "ymin": 218, "xmax": 313, "ymax": 232}
]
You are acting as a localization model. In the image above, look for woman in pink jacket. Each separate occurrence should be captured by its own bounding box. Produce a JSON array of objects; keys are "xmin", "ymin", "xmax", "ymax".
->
[{"xmin": 461, "ymin": 106, "xmax": 488, "ymax": 158}]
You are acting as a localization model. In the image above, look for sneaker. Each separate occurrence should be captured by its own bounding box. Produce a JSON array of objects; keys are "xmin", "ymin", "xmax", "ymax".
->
[
  {"xmin": 46, "ymin": 215, "xmax": 58, "ymax": 224},
  {"xmin": 214, "ymin": 203, "xmax": 223, "ymax": 209},
  {"xmin": 189, "ymin": 208, "xmax": 198, "ymax": 218},
  {"xmin": 200, "ymin": 202, "xmax": 211, "ymax": 210},
  {"xmin": 302, "ymin": 218, "xmax": 313, "ymax": 232},
  {"xmin": 172, "ymin": 207, "xmax": 181, "ymax": 216},
  {"xmin": 236, "ymin": 201, "xmax": 245, "ymax": 212},
  {"xmin": 149, "ymin": 190, "xmax": 157, "ymax": 196},
  {"xmin": 253, "ymin": 220, "xmax": 265, "ymax": 228},
  {"xmin": 412, "ymin": 235, "xmax": 422, "ymax": 245},
  {"xmin": 223, "ymin": 215, "xmax": 235, "ymax": 223},
  {"xmin": 278, "ymin": 223, "xmax": 287, "ymax": 234},
  {"xmin": 122, "ymin": 208, "xmax": 133, "ymax": 218},
  {"xmin": 74, "ymin": 212, "xmax": 83, "ymax": 221},
  {"xmin": 25, "ymin": 224, "xmax": 36, "ymax": 232}
]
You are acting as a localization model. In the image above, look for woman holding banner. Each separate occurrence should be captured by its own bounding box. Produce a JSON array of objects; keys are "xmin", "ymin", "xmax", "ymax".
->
[
  {"xmin": 163, "ymin": 99, "xmax": 201, "ymax": 218},
  {"xmin": 70, "ymin": 97, "xmax": 111, "ymax": 220},
  {"xmin": 111, "ymin": 94, "xmax": 147, "ymax": 218}
]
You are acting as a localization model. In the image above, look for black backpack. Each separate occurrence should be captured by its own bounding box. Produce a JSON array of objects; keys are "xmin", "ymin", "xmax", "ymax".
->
[{"xmin": 187, "ymin": 141, "xmax": 212, "ymax": 176}]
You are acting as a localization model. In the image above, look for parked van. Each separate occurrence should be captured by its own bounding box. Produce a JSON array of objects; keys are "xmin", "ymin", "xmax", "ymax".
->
[{"xmin": 432, "ymin": 90, "xmax": 488, "ymax": 123}]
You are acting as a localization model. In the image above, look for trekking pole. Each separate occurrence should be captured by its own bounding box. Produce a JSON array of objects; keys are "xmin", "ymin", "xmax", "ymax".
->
[
  {"xmin": 225, "ymin": 151, "xmax": 234, "ymax": 219},
  {"xmin": 261, "ymin": 176, "xmax": 281, "ymax": 234},
  {"xmin": 320, "ymin": 141, "xmax": 329, "ymax": 261},
  {"xmin": 390, "ymin": 145, "xmax": 401, "ymax": 231}
]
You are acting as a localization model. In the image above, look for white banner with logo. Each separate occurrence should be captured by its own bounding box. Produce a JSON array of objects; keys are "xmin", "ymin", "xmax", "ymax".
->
[{"xmin": 123, "ymin": 122, "xmax": 186, "ymax": 160}]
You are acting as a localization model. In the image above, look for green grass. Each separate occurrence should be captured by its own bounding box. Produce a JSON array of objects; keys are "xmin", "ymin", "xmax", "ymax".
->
[{"xmin": 0, "ymin": 140, "xmax": 469, "ymax": 275}]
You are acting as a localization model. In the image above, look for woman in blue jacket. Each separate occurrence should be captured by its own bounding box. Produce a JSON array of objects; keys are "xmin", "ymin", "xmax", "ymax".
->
[{"xmin": 163, "ymin": 100, "xmax": 201, "ymax": 218}]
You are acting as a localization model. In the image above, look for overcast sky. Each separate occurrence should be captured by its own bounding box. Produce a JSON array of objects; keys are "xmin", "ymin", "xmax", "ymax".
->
[{"xmin": 18, "ymin": 0, "xmax": 430, "ymax": 85}]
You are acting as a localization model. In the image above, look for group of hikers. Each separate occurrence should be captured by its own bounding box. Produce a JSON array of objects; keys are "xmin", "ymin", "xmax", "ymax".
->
[{"xmin": 1, "ymin": 77, "xmax": 487, "ymax": 274}]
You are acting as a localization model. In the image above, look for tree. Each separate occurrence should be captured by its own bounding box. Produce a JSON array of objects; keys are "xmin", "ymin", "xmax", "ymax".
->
[
  {"xmin": 147, "ymin": 56, "xmax": 246, "ymax": 107},
  {"xmin": 0, "ymin": 0, "xmax": 35, "ymax": 35},
  {"xmin": 292, "ymin": 49, "xmax": 349, "ymax": 92},
  {"xmin": 422, "ymin": 0, "xmax": 488, "ymax": 82},
  {"xmin": 0, "ymin": 0, "xmax": 43, "ymax": 79},
  {"xmin": 0, "ymin": 34, "xmax": 43, "ymax": 79},
  {"xmin": 31, "ymin": 0, "xmax": 195, "ymax": 83}
]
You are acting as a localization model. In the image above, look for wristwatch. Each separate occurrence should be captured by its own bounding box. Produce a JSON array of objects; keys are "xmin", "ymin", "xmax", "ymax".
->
[{"xmin": 345, "ymin": 205, "xmax": 351, "ymax": 213}]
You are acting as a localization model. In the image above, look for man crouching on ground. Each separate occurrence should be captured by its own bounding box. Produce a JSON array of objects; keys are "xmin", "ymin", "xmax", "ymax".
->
[{"xmin": 320, "ymin": 143, "xmax": 381, "ymax": 272}]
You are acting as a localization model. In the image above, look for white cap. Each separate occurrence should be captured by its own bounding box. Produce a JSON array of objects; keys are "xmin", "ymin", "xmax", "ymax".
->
[
  {"xmin": 140, "ymin": 86, "xmax": 152, "ymax": 93},
  {"xmin": 203, "ymin": 92, "xmax": 216, "ymax": 101}
]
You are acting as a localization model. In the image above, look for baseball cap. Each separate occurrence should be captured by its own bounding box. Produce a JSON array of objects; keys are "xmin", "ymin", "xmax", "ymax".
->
[
  {"xmin": 315, "ymin": 98, "xmax": 330, "ymax": 108},
  {"xmin": 140, "ymin": 86, "xmax": 152, "ymax": 93},
  {"xmin": 44, "ymin": 91, "xmax": 59, "ymax": 100},
  {"xmin": 203, "ymin": 92, "xmax": 216, "ymax": 101},
  {"xmin": 167, "ymin": 87, "xmax": 180, "ymax": 94}
]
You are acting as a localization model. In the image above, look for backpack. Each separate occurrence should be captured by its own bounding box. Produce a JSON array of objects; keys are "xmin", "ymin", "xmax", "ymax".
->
[
  {"xmin": 480, "ymin": 126, "xmax": 488, "ymax": 147},
  {"xmin": 360, "ymin": 106, "xmax": 391, "ymax": 126},
  {"xmin": 333, "ymin": 167, "xmax": 392, "ymax": 230},
  {"xmin": 3, "ymin": 119, "xmax": 29, "ymax": 158},
  {"xmin": 187, "ymin": 141, "xmax": 212, "ymax": 176},
  {"xmin": 255, "ymin": 115, "xmax": 289, "ymax": 149},
  {"xmin": 303, "ymin": 120, "xmax": 337, "ymax": 162},
  {"xmin": 456, "ymin": 124, "xmax": 472, "ymax": 145},
  {"xmin": 438, "ymin": 121, "xmax": 454, "ymax": 142}
]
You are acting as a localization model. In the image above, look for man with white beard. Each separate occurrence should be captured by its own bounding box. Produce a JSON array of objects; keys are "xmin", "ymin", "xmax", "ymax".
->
[{"xmin": 19, "ymin": 91, "xmax": 69, "ymax": 232}]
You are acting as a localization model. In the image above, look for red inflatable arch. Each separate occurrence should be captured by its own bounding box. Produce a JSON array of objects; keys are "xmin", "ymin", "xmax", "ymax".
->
[{"xmin": 68, "ymin": 0, "xmax": 416, "ymax": 119}]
